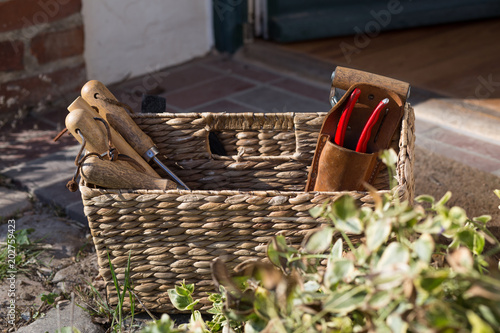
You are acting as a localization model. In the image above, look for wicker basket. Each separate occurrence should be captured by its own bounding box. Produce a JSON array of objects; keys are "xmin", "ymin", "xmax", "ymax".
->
[{"xmin": 81, "ymin": 105, "xmax": 415, "ymax": 312}]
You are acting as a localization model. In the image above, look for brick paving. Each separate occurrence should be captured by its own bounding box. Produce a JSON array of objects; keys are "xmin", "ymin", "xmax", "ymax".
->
[{"xmin": 111, "ymin": 56, "xmax": 331, "ymax": 114}]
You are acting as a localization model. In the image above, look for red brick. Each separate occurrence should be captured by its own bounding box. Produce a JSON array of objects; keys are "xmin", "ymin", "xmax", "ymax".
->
[
  {"xmin": 30, "ymin": 25, "xmax": 84, "ymax": 64},
  {"xmin": 0, "ymin": 40, "xmax": 24, "ymax": 71},
  {"xmin": 0, "ymin": 63, "xmax": 86, "ymax": 114},
  {"xmin": 0, "ymin": 0, "xmax": 82, "ymax": 33}
]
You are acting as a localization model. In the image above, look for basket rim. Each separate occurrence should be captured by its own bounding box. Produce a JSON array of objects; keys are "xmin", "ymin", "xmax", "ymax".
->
[
  {"xmin": 82, "ymin": 106, "xmax": 413, "ymax": 197},
  {"xmin": 130, "ymin": 111, "xmax": 327, "ymax": 118},
  {"xmin": 79, "ymin": 181, "xmax": 398, "ymax": 197}
]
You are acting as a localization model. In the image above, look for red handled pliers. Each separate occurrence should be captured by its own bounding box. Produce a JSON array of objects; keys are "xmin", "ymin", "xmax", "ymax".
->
[
  {"xmin": 355, "ymin": 98, "xmax": 389, "ymax": 153},
  {"xmin": 334, "ymin": 88, "xmax": 361, "ymax": 146}
]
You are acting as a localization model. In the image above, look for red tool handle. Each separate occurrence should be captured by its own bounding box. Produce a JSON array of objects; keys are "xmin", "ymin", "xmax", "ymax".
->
[
  {"xmin": 356, "ymin": 98, "xmax": 389, "ymax": 153},
  {"xmin": 334, "ymin": 88, "xmax": 361, "ymax": 146}
]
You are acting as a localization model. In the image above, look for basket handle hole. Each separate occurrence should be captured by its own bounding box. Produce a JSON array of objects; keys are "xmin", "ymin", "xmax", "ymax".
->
[{"xmin": 208, "ymin": 131, "xmax": 228, "ymax": 156}]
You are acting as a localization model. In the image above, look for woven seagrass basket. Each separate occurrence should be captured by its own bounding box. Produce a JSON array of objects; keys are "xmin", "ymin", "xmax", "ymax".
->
[{"xmin": 81, "ymin": 105, "xmax": 415, "ymax": 312}]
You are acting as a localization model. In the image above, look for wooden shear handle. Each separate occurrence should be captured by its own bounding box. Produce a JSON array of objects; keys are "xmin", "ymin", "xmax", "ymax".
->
[{"xmin": 332, "ymin": 66, "xmax": 410, "ymax": 105}]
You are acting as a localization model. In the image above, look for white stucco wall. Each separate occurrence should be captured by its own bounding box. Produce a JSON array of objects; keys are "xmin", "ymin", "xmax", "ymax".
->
[{"xmin": 81, "ymin": 0, "xmax": 213, "ymax": 84}]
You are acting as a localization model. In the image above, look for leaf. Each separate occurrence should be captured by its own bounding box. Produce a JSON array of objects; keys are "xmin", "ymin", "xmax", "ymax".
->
[
  {"xmin": 267, "ymin": 236, "xmax": 288, "ymax": 269},
  {"xmin": 366, "ymin": 218, "xmax": 391, "ymax": 252},
  {"xmin": 335, "ymin": 217, "xmax": 363, "ymax": 235},
  {"xmin": 325, "ymin": 259, "xmax": 354, "ymax": 287},
  {"xmin": 478, "ymin": 304, "xmax": 500, "ymax": 328},
  {"xmin": 175, "ymin": 284, "xmax": 192, "ymax": 297},
  {"xmin": 254, "ymin": 286, "xmax": 274, "ymax": 320},
  {"xmin": 467, "ymin": 310, "xmax": 494, "ymax": 333},
  {"xmin": 368, "ymin": 291, "xmax": 392, "ymax": 310},
  {"xmin": 447, "ymin": 247, "xmax": 473, "ymax": 273},
  {"xmin": 332, "ymin": 195, "xmax": 358, "ymax": 220},
  {"xmin": 376, "ymin": 243, "xmax": 410, "ymax": 271},
  {"xmin": 331, "ymin": 238, "xmax": 343, "ymax": 259},
  {"xmin": 309, "ymin": 206, "xmax": 324, "ymax": 218},
  {"xmin": 419, "ymin": 271, "xmax": 448, "ymax": 292},
  {"xmin": 41, "ymin": 292, "xmax": 57, "ymax": 305},
  {"xmin": 435, "ymin": 191, "xmax": 452, "ymax": 208},
  {"xmin": 414, "ymin": 216, "xmax": 445, "ymax": 235},
  {"xmin": 373, "ymin": 270, "xmax": 407, "ymax": 291},
  {"xmin": 57, "ymin": 328, "xmax": 82, "ymax": 333},
  {"xmin": 303, "ymin": 280, "xmax": 321, "ymax": 293},
  {"xmin": 305, "ymin": 227, "xmax": 334, "ymax": 253},
  {"xmin": 245, "ymin": 317, "xmax": 268, "ymax": 333},
  {"xmin": 449, "ymin": 206, "xmax": 468, "ymax": 225},
  {"xmin": 413, "ymin": 233, "xmax": 434, "ymax": 263},
  {"xmin": 167, "ymin": 288, "xmax": 199, "ymax": 311},
  {"xmin": 473, "ymin": 215, "xmax": 492, "ymax": 225},
  {"xmin": 415, "ymin": 195, "xmax": 435, "ymax": 204},
  {"xmin": 386, "ymin": 314, "xmax": 408, "ymax": 333},
  {"xmin": 324, "ymin": 287, "xmax": 368, "ymax": 313},
  {"xmin": 457, "ymin": 228, "xmax": 485, "ymax": 255},
  {"xmin": 15, "ymin": 228, "xmax": 34, "ymax": 246},
  {"xmin": 379, "ymin": 149, "xmax": 398, "ymax": 168}
]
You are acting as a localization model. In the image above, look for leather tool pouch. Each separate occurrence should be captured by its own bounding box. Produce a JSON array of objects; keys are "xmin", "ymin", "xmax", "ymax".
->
[{"xmin": 306, "ymin": 67, "xmax": 410, "ymax": 192}]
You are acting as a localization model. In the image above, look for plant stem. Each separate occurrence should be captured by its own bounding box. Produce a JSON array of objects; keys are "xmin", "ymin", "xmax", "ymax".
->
[
  {"xmin": 288, "ymin": 254, "xmax": 329, "ymax": 262},
  {"xmin": 339, "ymin": 229, "xmax": 358, "ymax": 261}
]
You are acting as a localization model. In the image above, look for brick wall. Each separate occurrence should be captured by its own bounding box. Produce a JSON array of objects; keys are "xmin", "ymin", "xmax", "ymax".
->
[{"xmin": 0, "ymin": 0, "xmax": 86, "ymax": 125}]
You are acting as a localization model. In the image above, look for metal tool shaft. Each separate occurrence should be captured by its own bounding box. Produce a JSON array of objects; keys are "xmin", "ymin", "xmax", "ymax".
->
[{"xmin": 152, "ymin": 156, "xmax": 190, "ymax": 190}]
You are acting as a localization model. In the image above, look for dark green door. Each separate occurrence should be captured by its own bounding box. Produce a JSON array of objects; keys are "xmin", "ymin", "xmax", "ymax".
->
[{"xmin": 267, "ymin": 0, "xmax": 500, "ymax": 42}]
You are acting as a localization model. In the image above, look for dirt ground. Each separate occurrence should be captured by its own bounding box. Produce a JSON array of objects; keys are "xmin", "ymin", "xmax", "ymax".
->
[
  {"xmin": 0, "ymin": 203, "xmax": 102, "ymax": 332},
  {"xmin": 414, "ymin": 146, "xmax": 500, "ymax": 242}
]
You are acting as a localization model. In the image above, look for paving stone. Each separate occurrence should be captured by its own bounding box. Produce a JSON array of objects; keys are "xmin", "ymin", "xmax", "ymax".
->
[
  {"xmin": 203, "ymin": 58, "xmax": 282, "ymax": 83},
  {"xmin": 114, "ymin": 65, "xmax": 224, "ymax": 111},
  {"xmin": 272, "ymin": 77, "xmax": 330, "ymax": 102},
  {"xmin": 17, "ymin": 300, "xmax": 104, "ymax": 333},
  {"xmin": 0, "ymin": 128, "xmax": 75, "ymax": 170},
  {"xmin": 233, "ymin": 86, "xmax": 330, "ymax": 113},
  {"xmin": 164, "ymin": 76, "xmax": 255, "ymax": 110},
  {"xmin": 189, "ymin": 99, "xmax": 260, "ymax": 113},
  {"xmin": 0, "ymin": 187, "xmax": 32, "ymax": 220},
  {"xmin": 33, "ymin": 178, "xmax": 82, "ymax": 210},
  {"xmin": 0, "ymin": 213, "xmax": 88, "ymax": 259},
  {"xmin": 66, "ymin": 201, "xmax": 87, "ymax": 225},
  {"xmin": 1, "ymin": 144, "xmax": 80, "ymax": 192}
]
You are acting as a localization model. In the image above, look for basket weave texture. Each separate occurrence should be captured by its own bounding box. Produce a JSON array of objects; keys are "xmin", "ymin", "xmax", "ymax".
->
[{"xmin": 81, "ymin": 106, "xmax": 415, "ymax": 312}]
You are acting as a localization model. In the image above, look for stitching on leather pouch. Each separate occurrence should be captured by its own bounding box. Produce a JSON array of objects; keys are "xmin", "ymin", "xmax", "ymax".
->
[
  {"xmin": 367, "ymin": 160, "xmax": 381, "ymax": 184},
  {"xmin": 308, "ymin": 134, "xmax": 329, "ymax": 189}
]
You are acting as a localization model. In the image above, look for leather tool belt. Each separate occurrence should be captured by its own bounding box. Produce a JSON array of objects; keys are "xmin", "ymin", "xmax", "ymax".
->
[{"xmin": 306, "ymin": 67, "xmax": 410, "ymax": 192}]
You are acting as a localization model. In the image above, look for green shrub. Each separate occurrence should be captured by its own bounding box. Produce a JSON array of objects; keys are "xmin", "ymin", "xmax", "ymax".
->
[{"xmin": 144, "ymin": 152, "xmax": 500, "ymax": 332}]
